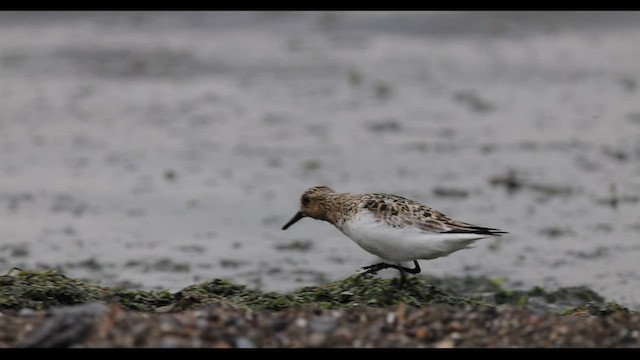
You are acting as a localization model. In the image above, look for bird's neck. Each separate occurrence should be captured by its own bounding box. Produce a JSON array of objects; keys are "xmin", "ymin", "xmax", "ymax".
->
[{"xmin": 322, "ymin": 193, "xmax": 356, "ymax": 228}]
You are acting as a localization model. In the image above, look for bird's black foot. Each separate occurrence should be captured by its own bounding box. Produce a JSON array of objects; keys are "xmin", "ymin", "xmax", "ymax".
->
[
  {"xmin": 360, "ymin": 262, "xmax": 392, "ymax": 275},
  {"xmin": 3, "ymin": 267, "xmax": 22, "ymax": 277},
  {"xmin": 0, "ymin": 267, "xmax": 22, "ymax": 285},
  {"xmin": 360, "ymin": 260, "xmax": 421, "ymax": 278}
]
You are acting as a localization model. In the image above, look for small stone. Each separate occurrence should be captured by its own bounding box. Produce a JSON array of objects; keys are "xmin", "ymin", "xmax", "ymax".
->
[
  {"xmin": 386, "ymin": 312, "xmax": 396, "ymax": 325},
  {"xmin": 310, "ymin": 316, "xmax": 336, "ymax": 333},
  {"xmin": 434, "ymin": 338, "xmax": 455, "ymax": 348},
  {"xmin": 448, "ymin": 321, "xmax": 463, "ymax": 332},
  {"xmin": 155, "ymin": 305, "xmax": 175, "ymax": 313},
  {"xmin": 212, "ymin": 340, "xmax": 232, "ymax": 348},
  {"xmin": 160, "ymin": 338, "xmax": 177, "ymax": 348},
  {"xmin": 18, "ymin": 309, "xmax": 37, "ymax": 317},
  {"xmin": 308, "ymin": 332, "xmax": 326, "ymax": 347},
  {"xmin": 295, "ymin": 317, "xmax": 307, "ymax": 328},
  {"xmin": 415, "ymin": 327, "xmax": 429, "ymax": 341},
  {"xmin": 235, "ymin": 337, "xmax": 255, "ymax": 348}
]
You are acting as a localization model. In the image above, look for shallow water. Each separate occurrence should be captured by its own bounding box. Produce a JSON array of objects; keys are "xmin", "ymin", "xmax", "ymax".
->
[{"xmin": 0, "ymin": 11, "xmax": 639, "ymax": 306}]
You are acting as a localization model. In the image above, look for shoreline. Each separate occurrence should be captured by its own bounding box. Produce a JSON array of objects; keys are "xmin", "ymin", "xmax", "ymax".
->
[{"xmin": 1, "ymin": 270, "xmax": 637, "ymax": 347}]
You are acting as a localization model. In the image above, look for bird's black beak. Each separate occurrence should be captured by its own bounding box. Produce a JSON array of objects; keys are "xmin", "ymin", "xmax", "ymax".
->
[{"xmin": 282, "ymin": 211, "xmax": 305, "ymax": 230}]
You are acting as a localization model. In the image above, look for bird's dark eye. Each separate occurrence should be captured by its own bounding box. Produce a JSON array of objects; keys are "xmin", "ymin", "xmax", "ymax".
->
[{"xmin": 302, "ymin": 194, "xmax": 311, "ymax": 205}]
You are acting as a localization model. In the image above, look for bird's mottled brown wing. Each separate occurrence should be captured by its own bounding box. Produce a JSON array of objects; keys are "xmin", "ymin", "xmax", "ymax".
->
[
  {"xmin": 360, "ymin": 193, "xmax": 507, "ymax": 235},
  {"xmin": 359, "ymin": 193, "xmax": 447, "ymax": 232}
]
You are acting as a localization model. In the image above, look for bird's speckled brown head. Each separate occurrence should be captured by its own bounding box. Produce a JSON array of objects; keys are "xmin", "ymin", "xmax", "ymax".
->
[{"xmin": 282, "ymin": 186, "xmax": 337, "ymax": 230}]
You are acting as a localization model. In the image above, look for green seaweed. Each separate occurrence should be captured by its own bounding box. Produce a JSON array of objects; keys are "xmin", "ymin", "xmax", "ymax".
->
[
  {"xmin": 105, "ymin": 288, "xmax": 174, "ymax": 312},
  {"xmin": 0, "ymin": 269, "xmax": 632, "ymax": 315},
  {"xmin": 559, "ymin": 301, "xmax": 630, "ymax": 316},
  {"xmin": 0, "ymin": 270, "xmax": 105, "ymax": 310}
]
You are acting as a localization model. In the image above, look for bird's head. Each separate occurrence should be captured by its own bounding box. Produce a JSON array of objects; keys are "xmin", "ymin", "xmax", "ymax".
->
[{"xmin": 282, "ymin": 185, "xmax": 337, "ymax": 230}]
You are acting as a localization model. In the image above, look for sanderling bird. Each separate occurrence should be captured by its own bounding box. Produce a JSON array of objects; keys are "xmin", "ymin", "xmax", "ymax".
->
[{"xmin": 282, "ymin": 186, "xmax": 507, "ymax": 282}]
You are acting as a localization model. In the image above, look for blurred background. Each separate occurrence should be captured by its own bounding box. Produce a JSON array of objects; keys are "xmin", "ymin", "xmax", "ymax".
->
[{"xmin": 0, "ymin": 11, "xmax": 639, "ymax": 306}]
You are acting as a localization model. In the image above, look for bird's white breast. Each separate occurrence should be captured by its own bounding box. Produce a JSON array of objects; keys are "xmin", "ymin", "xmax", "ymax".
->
[{"xmin": 338, "ymin": 211, "xmax": 488, "ymax": 262}]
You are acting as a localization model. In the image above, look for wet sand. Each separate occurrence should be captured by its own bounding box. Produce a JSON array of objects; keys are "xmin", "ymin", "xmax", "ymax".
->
[{"xmin": 0, "ymin": 11, "xmax": 639, "ymax": 307}]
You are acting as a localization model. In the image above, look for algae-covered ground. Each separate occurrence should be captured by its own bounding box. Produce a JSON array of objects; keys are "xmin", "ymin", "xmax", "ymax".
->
[
  {"xmin": 1, "ymin": 270, "xmax": 638, "ymax": 348},
  {"xmin": 0, "ymin": 269, "xmax": 624, "ymax": 313}
]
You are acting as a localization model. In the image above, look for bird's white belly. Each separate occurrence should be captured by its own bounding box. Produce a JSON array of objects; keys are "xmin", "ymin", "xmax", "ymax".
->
[{"xmin": 339, "ymin": 212, "xmax": 487, "ymax": 262}]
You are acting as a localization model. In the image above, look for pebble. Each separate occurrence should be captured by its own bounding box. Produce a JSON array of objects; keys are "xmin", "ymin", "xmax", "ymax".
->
[{"xmin": 2, "ymin": 303, "xmax": 639, "ymax": 348}]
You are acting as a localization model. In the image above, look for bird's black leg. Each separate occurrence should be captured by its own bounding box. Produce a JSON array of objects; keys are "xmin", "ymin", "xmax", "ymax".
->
[
  {"xmin": 401, "ymin": 260, "xmax": 421, "ymax": 275},
  {"xmin": 396, "ymin": 260, "xmax": 421, "ymax": 288},
  {"xmin": 398, "ymin": 267, "xmax": 407, "ymax": 288}
]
